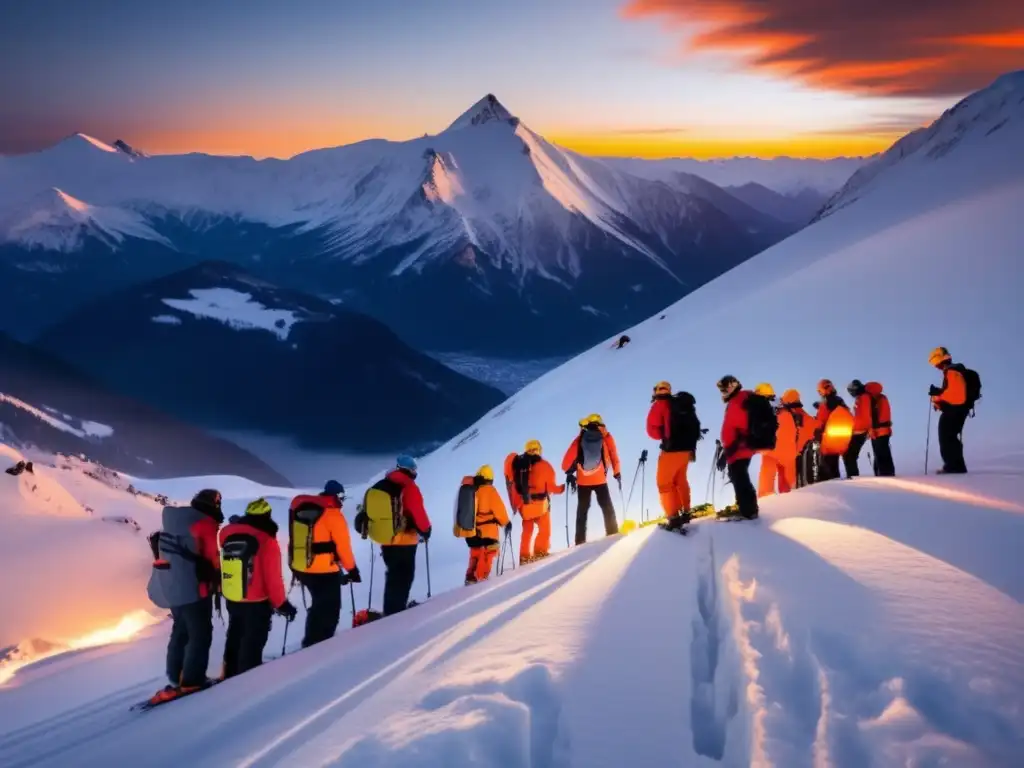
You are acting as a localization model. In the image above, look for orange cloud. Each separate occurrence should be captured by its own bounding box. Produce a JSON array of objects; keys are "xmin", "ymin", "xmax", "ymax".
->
[{"xmin": 622, "ymin": 0, "xmax": 1024, "ymax": 96}]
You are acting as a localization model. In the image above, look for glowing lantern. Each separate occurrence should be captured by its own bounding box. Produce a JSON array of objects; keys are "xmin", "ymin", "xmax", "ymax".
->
[{"xmin": 820, "ymin": 407, "xmax": 854, "ymax": 456}]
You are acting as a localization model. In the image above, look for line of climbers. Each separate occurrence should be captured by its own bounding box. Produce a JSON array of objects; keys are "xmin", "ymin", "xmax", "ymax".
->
[
  {"xmin": 141, "ymin": 347, "xmax": 979, "ymax": 705},
  {"xmin": 640, "ymin": 345, "xmax": 979, "ymax": 522},
  {"xmin": 144, "ymin": 455, "xmax": 431, "ymax": 706}
]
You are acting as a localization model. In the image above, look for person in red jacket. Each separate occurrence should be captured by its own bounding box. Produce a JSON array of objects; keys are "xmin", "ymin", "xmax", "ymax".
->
[
  {"xmin": 845, "ymin": 380, "xmax": 872, "ymax": 478},
  {"xmin": 647, "ymin": 381, "xmax": 701, "ymax": 526},
  {"xmin": 145, "ymin": 489, "xmax": 223, "ymax": 705},
  {"xmin": 716, "ymin": 375, "xmax": 758, "ymax": 520},
  {"xmin": 219, "ymin": 498, "xmax": 297, "ymax": 678},
  {"xmin": 381, "ymin": 455, "xmax": 432, "ymax": 615}
]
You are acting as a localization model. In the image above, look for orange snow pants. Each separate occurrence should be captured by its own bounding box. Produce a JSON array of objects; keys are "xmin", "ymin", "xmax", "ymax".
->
[
  {"xmin": 520, "ymin": 512, "xmax": 551, "ymax": 558},
  {"xmin": 776, "ymin": 455, "xmax": 796, "ymax": 494},
  {"xmin": 466, "ymin": 545, "xmax": 498, "ymax": 582},
  {"xmin": 758, "ymin": 451, "xmax": 781, "ymax": 497},
  {"xmin": 657, "ymin": 450, "xmax": 692, "ymax": 517}
]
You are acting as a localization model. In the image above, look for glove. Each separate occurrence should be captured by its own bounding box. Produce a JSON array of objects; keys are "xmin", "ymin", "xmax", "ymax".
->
[
  {"xmin": 715, "ymin": 452, "xmax": 727, "ymax": 472},
  {"xmin": 504, "ymin": 522, "xmax": 513, "ymax": 535},
  {"xmin": 346, "ymin": 566, "xmax": 362, "ymax": 584},
  {"xmin": 928, "ymin": 385, "xmax": 941, "ymax": 397},
  {"xmin": 566, "ymin": 472, "xmax": 577, "ymax": 493},
  {"xmin": 276, "ymin": 600, "xmax": 298, "ymax": 622},
  {"xmin": 614, "ymin": 473, "xmax": 622, "ymax": 490},
  {"xmin": 421, "ymin": 526, "xmax": 432, "ymax": 542}
]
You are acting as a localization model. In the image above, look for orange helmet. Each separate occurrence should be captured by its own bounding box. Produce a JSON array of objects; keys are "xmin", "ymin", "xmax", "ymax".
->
[
  {"xmin": 781, "ymin": 389, "xmax": 801, "ymax": 405},
  {"xmin": 817, "ymin": 379, "xmax": 836, "ymax": 396},
  {"xmin": 928, "ymin": 346, "xmax": 952, "ymax": 367}
]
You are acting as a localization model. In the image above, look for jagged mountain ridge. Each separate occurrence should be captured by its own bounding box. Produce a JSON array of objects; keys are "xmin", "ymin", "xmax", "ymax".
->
[{"xmin": 0, "ymin": 95, "xmax": 800, "ymax": 355}]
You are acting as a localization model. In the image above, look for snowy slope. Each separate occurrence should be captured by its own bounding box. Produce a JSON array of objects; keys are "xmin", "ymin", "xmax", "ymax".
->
[
  {"xmin": 1, "ymin": 74, "xmax": 1023, "ymax": 766},
  {"xmin": 0, "ymin": 471, "xmax": 1021, "ymax": 766}
]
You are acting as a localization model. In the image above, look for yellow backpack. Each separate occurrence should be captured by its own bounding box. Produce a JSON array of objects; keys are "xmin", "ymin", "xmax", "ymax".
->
[
  {"xmin": 360, "ymin": 477, "xmax": 403, "ymax": 545},
  {"xmin": 221, "ymin": 533, "xmax": 258, "ymax": 602}
]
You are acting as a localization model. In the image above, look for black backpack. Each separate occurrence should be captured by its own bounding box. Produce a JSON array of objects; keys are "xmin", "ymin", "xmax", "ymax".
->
[
  {"xmin": 664, "ymin": 392, "xmax": 701, "ymax": 452},
  {"xmin": 511, "ymin": 453, "xmax": 538, "ymax": 501},
  {"xmin": 744, "ymin": 393, "xmax": 778, "ymax": 451},
  {"xmin": 952, "ymin": 364, "xmax": 982, "ymax": 407}
]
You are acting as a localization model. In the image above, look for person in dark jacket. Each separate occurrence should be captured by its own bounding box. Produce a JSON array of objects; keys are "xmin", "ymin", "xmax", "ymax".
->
[
  {"xmin": 813, "ymin": 380, "xmax": 850, "ymax": 481},
  {"xmin": 220, "ymin": 498, "xmax": 298, "ymax": 678},
  {"xmin": 146, "ymin": 489, "xmax": 223, "ymax": 705},
  {"xmin": 716, "ymin": 375, "xmax": 758, "ymax": 520}
]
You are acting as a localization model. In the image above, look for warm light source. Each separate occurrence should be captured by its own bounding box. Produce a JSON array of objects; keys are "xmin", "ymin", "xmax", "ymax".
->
[
  {"xmin": 0, "ymin": 610, "xmax": 161, "ymax": 686},
  {"xmin": 820, "ymin": 408, "xmax": 855, "ymax": 456}
]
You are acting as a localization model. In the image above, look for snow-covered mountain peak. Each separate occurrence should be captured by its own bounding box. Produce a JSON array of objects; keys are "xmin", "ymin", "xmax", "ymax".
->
[
  {"xmin": 58, "ymin": 133, "xmax": 119, "ymax": 154},
  {"xmin": 818, "ymin": 69, "xmax": 1024, "ymax": 219},
  {"xmin": 0, "ymin": 187, "xmax": 169, "ymax": 252},
  {"xmin": 446, "ymin": 94, "xmax": 516, "ymax": 131}
]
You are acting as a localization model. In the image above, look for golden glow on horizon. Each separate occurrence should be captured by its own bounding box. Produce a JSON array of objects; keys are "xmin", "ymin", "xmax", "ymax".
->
[{"xmin": 553, "ymin": 131, "xmax": 903, "ymax": 160}]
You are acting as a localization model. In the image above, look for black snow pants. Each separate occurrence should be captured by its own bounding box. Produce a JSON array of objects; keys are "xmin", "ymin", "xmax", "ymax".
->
[
  {"xmin": 575, "ymin": 483, "xmax": 619, "ymax": 545},
  {"xmin": 843, "ymin": 433, "xmax": 868, "ymax": 478},
  {"xmin": 938, "ymin": 406, "xmax": 970, "ymax": 473},
  {"xmin": 223, "ymin": 600, "xmax": 273, "ymax": 678},
  {"xmin": 818, "ymin": 453, "xmax": 842, "ymax": 482},
  {"xmin": 295, "ymin": 570, "xmax": 342, "ymax": 648},
  {"xmin": 727, "ymin": 459, "xmax": 759, "ymax": 519},
  {"xmin": 167, "ymin": 596, "xmax": 213, "ymax": 687},
  {"xmin": 382, "ymin": 545, "xmax": 417, "ymax": 615},
  {"xmin": 871, "ymin": 435, "xmax": 895, "ymax": 477}
]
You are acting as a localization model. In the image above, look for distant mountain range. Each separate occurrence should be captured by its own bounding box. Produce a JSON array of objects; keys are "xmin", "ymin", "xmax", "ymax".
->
[
  {"xmin": 35, "ymin": 261, "xmax": 505, "ymax": 453},
  {"xmin": 0, "ymin": 331, "xmax": 289, "ymax": 483},
  {"xmin": 0, "ymin": 95, "xmax": 863, "ymax": 357}
]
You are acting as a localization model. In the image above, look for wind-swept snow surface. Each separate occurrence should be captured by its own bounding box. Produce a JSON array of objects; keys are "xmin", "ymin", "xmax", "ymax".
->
[{"xmin": 0, "ymin": 472, "xmax": 1021, "ymax": 766}]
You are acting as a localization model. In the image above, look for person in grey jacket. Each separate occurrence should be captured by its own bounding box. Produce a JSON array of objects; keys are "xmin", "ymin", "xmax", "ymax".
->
[{"xmin": 147, "ymin": 489, "xmax": 223, "ymax": 701}]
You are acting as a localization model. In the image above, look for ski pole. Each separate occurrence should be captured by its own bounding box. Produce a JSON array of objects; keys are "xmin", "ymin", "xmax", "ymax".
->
[
  {"xmin": 625, "ymin": 455, "xmax": 643, "ymax": 513},
  {"xmin": 349, "ymin": 581, "xmax": 356, "ymax": 622},
  {"xmin": 564, "ymin": 493, "xmax": 570, "ymax": 548},
  {"xmin": 367, "ymin": 542, "xmax": 374, "ymax": 612},
  {"xmin": 424, "ymin": 539, "xmax": 432, "ymax": 599},
  {"xmin": 924, "ymin": 400, "xmax": 933, "ymax": 474},
  {"xmin": 509, "ymin": 529, "xmax": 516, "ymax": 570},
  {"xmin": 618, "ymin": 481, "xmax": 627, "ymax": 525},
  {"xmin": 281, "ymin": 617, "xmax": 290, "ymax": 658},
  {"xmin": 640, "ymin": 452, "xmax": 647, "ymax": 522}
]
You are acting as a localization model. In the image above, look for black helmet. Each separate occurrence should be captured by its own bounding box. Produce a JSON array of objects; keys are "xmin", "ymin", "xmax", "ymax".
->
[{"xmin": 847, "ymin": 379, "xmax": 865, "ymax": 396}]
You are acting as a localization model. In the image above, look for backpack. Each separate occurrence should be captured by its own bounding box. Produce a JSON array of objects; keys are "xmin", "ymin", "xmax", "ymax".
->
[
  {"xmin": 577, "ymin": 429, "xmax": 606, "ymax": 473},
  {"xmin": 744, "ymin": 393, "xmax": 778, "ymax": 451},
  {"xmin": 665, "ymin": 392, "xmax": 701, "ymax": 451},
  {"xmin": 361, "ymin": 478, "xmax": 404, "ymax": 545},
  {"xmin": 510, "ymin": 453, "xmax": 537, "ymax": 502},
  {"xmin": 288, "ymin": 500, "xmax": 336, "ymax": 572},
  {"xmin": 952, "ymin": 364, "xmax": 982, "ymax": 408},
  {"xmin": 453, "ymin": 482, "xmax": 477, "ymax": 538},
  {"xmin": 221, "ymin": 532, "xmax": 259, "ymax": 602}
]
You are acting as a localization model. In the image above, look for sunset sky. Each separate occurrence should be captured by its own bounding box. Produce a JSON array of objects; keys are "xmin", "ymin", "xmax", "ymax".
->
[{"xmin": 3, "ymin": 0, "xmax": 1021, "ymax": 159}]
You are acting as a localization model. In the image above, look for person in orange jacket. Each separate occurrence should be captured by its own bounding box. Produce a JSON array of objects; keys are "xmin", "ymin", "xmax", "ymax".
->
[
  {"xmin": 716, "ymin": 375, "xmax": 758, "ymax": 520},
  {"xmin": 289, "ymin": 480, "xmax": 360, "ymax": 648},
  {"xmin": 563, "ymin": 414, "xmax": 621, "ymax": 544},
  {"xmin": 753, "ymin": 383, "xmax": 780, "ymax": 497},
  {"xmin": 647, "ymin": 381, "xmax": 702, "ymax": 526},
  {"xmin": 776, "ymin": 390, "xmax": 818, "ymax": 492},
  {"xmin": 458, "ymin": 466, "xmax": 512, "ymax": 584},
  {"xmin": 219, "ymin": 498, "xmax": 297, "ymax": 678},
  {"xmin": 506, "ymin": 440, "xmax": 564, "ymax": 564},
  {"xmin": 864, "ymin": 381, "xmax": 895, "ymax": 476},
  {"xmin": 929, "ymin": 347, "xmax": 972, "ymax": 474},
  {"xmin": 813, "ymin": 379, "xmax": 850, "ymax": 481},
  {"xmin": 845, "ymin": 380, "xmax": 872, "ymax": 478}
]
